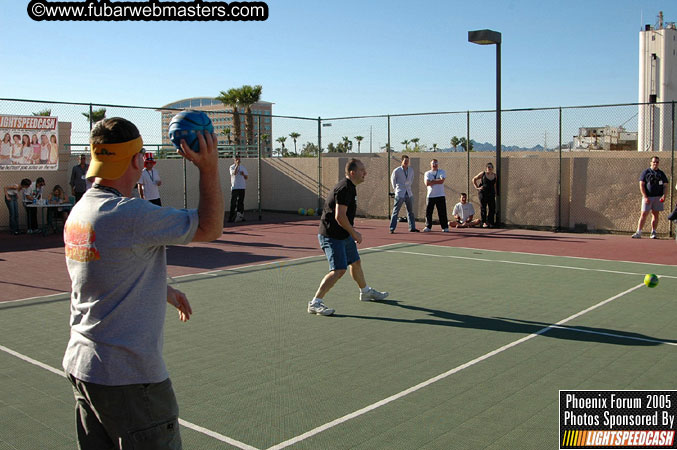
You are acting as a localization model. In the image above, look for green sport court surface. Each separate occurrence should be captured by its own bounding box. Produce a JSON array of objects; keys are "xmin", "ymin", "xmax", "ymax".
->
[{"xmin": 1, "ymin": 243, "xmax": 675, "ymax": 449}]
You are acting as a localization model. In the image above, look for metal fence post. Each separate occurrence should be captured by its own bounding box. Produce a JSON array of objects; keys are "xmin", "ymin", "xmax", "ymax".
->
[
  {"xmin": 558, "ymin": 107, "xmax": 562, "ymax": 230},
  {"xmin": 466, "ymin": 111, "xmax": 471, "ymax": 195},
  {"xmin": 318, "ymin": 117, "xmax": 322, "ymax": 213},
  {"xmin": 671, "ymin": 101, "xmax": 675, "ymax": 237},
  {"xmin": 387, "ymin": 115, "xmax": 391, "ymax": 218},
  {"xmin": 257, "ymin": 115, "xmax": 262, "ymax": 220}
]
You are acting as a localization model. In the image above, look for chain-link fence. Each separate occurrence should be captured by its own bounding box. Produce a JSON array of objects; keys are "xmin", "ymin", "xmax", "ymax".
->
[{"xmin": 1, "ymin": 98, "xmax": 675, "ymax": 235}]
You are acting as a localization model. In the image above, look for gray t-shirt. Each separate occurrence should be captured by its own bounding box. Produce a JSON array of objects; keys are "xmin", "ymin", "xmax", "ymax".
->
[{"xmin": 62, "ymin": 187, "xmax": 198, "ymax": 385}]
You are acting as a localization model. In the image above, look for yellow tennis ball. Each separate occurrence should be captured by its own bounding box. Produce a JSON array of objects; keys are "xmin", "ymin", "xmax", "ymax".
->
[
  {"xmin": 307, "ymin": 208, "xmax": 315, "ymax": 216},
  {"xmin": 644, "ymin": 273, "xmax": 659, "ymax": 288}
]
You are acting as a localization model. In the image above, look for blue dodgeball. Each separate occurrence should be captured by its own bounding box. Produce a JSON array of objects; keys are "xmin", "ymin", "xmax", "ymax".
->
[{"xmin": 168, "ymin": 110, "xmax": 214, "ymax": 152}]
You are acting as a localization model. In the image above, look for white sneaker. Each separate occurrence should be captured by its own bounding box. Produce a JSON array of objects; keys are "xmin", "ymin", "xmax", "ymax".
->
[
  {"xmin": 307, "ymin": 301, "xmax": 335, "ymax": 316},
  {"xmin": 650, "ymin": 230, "xmax": 657, "ymax": 239},
  {"xmin": 235, "ymin": 212, "xmax": 244, "ymax": 222},
  {"xmin": 360, "ymin": 288, "xmax": 389, "ymax": 302},
  {"xmin": 422, "ymin": 227, "xmax": 431, "ymax": 232},
  {"xmin": 631, "ymin": 231, "xmax": 641, "ymax": 239}
]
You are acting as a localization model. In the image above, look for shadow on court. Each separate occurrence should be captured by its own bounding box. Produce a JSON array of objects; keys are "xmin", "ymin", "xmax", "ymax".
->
[
  {"xmin": 334, "ymin": 300, "xmax": 675, "ymax": 347},
  {"xmin": 166, "ymin": 245, "xmax": 282, "ymax": 270}
]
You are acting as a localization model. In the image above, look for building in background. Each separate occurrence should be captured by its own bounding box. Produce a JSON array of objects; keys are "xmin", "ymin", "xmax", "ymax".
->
[
  {"xmin": 160, "ymin": 97, "xmax": 273, "ymax": 156},
  {"xmin": 638, "ymin": 11, "xmax": 677, "ymax": 152},
  {"xmin": 572, "ymin": 126, "xmax": 637, "ymax": 151}
]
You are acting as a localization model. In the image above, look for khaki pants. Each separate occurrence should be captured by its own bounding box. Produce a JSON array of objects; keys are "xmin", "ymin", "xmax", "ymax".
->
[{"xmin": 68, "ymin": 374, "xmax": 182, "ymax": 450}]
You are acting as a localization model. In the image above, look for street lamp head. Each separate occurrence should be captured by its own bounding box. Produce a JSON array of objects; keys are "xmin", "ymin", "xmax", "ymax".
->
[{"xmin": 468, "ymin": 29, "xmax": 501, "ymax": 45}]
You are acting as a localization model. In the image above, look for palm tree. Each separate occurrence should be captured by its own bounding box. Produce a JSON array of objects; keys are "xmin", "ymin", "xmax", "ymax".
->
[
  {"xmin": 276, "ymin": 136, "xmax": 287, "ymax": 156},
  {"xmin": 432, "ymin": 143, "xmax": 438, "ymax": 152},
  {"xmin": 216, "ymin": 89, "xmax": 242, "ymax": 150},
  {"xmin": 341, "ymin": 136, "xmax": 352, "ymax": 153},
  {"xmin": 222, "ymin": 127, "xmax": 232, "ymax": 145},
  {"xmin": 411, "ymin": 138, "xmax": 420, "ymax": 152},
  {"xmin": 450, "ymin": 136, "xmax": 460, "ymax": 152},
  {"xmin": 32, "ymin": 109, "xmax": 51, "ymax": 116},
  {"xmin": 354, "ymin": 136, "xmax": 364, "ymax": 153},
  {"xmin": 459, "ymin": 137, "xmax": 474, "ymax": 152},
  {"xmin": 238, "ymin": 84, "xmax": 263, "ymax": 149},
  {"xmin": 289, "ymin": 132, "xmax": 301, "ymax": 154},
  {"xmin": 401, "ymin": 139, "xmax": 410, "ymax": 151},
  {"xmin": 82, "ymin": 108, "xmax": 106, "ymax": 129}
]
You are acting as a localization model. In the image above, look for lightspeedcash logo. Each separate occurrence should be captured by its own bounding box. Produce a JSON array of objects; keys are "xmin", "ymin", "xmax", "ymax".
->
[{"xmin": 28, "ymin": 0, "xmax": 269, "ymax": 22}]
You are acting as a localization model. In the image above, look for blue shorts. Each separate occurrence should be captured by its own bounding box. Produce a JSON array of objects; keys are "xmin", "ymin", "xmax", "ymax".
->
[{"xmin": 318, "ymin": 234, "xmax": 360, "ymax": 271}]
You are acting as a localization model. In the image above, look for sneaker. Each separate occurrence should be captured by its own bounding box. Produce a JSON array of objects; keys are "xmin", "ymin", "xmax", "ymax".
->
[
  {"xmin": 307, "ymin": 301, "xmax": 335, "ymax": 316},
  {"xmin": 650, "ymin": 230, "xmax": 657, "ymax": 239},
  {"xmin": 631, "ymin": 231, "xmax": 641, "ymax": 239},
  {"xmin": 360, "ymin": 288, "xmax": 389, "ymax": 302},
  {"xmin": 410, "ymin": 228, "xmax": 420, "ymax": 232},
  {"xmin": 443, "ymin": 228, "xmax": 450, "ymax": 233},
  {"xmin": 389, "ymin": 229, "xmax": 394, "ymax": 234},
  {"xmin": 422, "ymin": 227, "xmax": 431, "ymax": 232}
]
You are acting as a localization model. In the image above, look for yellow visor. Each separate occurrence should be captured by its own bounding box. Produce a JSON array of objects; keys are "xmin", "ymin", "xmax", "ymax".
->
[{"xmin": 86, "ymin": 136, "xmax": 144, "ymax": 180}]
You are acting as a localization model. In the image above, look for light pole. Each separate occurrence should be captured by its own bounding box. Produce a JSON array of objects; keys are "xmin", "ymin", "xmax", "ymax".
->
[{"xmin": 468, "ymin": 29, "xmax": 501, "ymax": 225}]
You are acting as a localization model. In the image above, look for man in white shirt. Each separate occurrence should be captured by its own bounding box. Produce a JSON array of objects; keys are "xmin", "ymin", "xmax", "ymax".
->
[
  {"xmin": 389, "ymin": 155, "xmax": 419, "ymax": 233},
  {"xmin": 228, "ymin": 153, "xmax": 248, "ymax": 222},
  {"xmin": 423, "ymin": 159, "xmax": 449, "ymax": 232},
  {"xmin": 137, "ymin": 152, "xmax": 162, "ymax": 206},
  {"xmin": 449, "ymin": 193, "xmax": 481, "ymax": 228}
]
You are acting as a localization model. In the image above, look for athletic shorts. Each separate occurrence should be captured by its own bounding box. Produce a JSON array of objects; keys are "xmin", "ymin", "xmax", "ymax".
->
[
  {"xmin": 641, "ymin": 196, "xmax": 664, "ymax": 212},
  {"xmin": 318, "ymin": 234, "xmax": 360, "ymax": 271}
]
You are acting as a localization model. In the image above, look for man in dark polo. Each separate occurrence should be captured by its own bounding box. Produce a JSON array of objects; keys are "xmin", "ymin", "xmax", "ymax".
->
[
  {"xmin": 70, "ymin": 154, "xmax": 89, "ymax": 202},
  {"xmin": 308, "ymin": 158, "xmax": 388, "ymax": 316}
]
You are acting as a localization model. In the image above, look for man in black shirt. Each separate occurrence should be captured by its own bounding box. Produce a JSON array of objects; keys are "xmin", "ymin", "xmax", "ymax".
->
[
  {"xmin": 632, "ymin": 156, "xmax": 668, "ymax": 239},
  {"xmin": 309, "ymin": 158, "xmax": 388, "ymax": 316}
]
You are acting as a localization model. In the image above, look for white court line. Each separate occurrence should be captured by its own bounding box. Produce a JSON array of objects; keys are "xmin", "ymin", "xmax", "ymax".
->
[
  {"xmin": 419, "ymin": 242, "xmax": 677, "ymax": 267},
  {"xmin": 266, "ymin": 283, "xmax": 650, "ymax": 450},
  {"xmin": 0, "ymin": 291, "xmax": 70, "ymax": 305},
  {"xmin": 0, "ymin": 343, "xmax": 263, "ymax": 450},
  {"xmin": 386, "ymin": 249, "xmax": 677, "ymax": 279}
]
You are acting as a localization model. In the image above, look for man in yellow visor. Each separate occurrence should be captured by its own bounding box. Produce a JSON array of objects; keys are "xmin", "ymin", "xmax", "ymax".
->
[{"xmin": 62, "ymin": 117, "xmax": 224, "ymax": 449}]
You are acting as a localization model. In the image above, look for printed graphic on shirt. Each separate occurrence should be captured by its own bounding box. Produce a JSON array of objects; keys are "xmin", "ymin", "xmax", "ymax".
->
[{"xmin": 64, "ymin": 221, "xmax": 100, "ymax": 262}]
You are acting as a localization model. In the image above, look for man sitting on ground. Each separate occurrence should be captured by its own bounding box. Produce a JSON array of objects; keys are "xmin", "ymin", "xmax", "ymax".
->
[{"xmin": 449, "ymin": 193, "xmax": 481, "ymax": 228}]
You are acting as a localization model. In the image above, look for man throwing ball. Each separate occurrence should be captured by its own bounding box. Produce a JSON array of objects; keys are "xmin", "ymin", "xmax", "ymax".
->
[
  {"xmin": 62, "ymin": 118, "xmax": 223, "ymax": 448},
  {"xmin": 308, "ymin": 158, "xmax": 388, "ymax": 316}
]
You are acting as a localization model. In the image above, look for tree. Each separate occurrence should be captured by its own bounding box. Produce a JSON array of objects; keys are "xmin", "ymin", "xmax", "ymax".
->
[
  {"xmin": 459, "ymin": 137, "xmax": 474, "ymax": 152},
  {"xmin": 401, "ymin": 139, "xmax": 410, "ymax": 151},
  {"xmin": 341, "ymin": 136, "xmax": 353, "ymax": 153},
  {"xmin": 432, "ymin": 143, "xmax": 438, "ymax": 152},
  {"xmin": 216, "ymin": 89, "xmax": 242, "ymax": 150},
  {"xmin": 354, "ymin": 136, "xmax": 364, "ymax": 153},
  {"xmin": 410, "ymin": 138, "xmax": 421, "ymax": 152},
  {"xmin": 32, "ymin": 109, "xmax": 51, "ymax": 116},
  {"xmin": 300, "ymin": 141, "xmax": 319, "ymax": 157},
  {"xmin": 450, "ymin": 136, "xmax": 460, "ymax": 152},
  {"xmin": 238, "ymin": 84, "xmax": 263, "ymax": 148},
  {"xmin": 82, "ymin": 108, "xmax": 106, "ymax": 129},
  {"xmin": 222, "ymin": 127, "xmax": 232, "ymax": 145},
  {"xmin": 276, "ymin": 136, "xmax": 287, "ymax": 156},
  {"xmin": 289, "ymin": 132, "xmax": 301, "ymax": 154}
]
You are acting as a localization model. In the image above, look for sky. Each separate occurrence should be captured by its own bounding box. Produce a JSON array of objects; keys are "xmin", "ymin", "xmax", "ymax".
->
[{"xmin": 0, "ymin": 0, "xmax": 675, "ymax": 149}]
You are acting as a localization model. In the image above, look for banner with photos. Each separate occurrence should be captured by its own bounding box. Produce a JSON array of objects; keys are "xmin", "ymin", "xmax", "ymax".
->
[{"xmin": 0, "ymin": 115, "xmax": 59, "ymax": 171}]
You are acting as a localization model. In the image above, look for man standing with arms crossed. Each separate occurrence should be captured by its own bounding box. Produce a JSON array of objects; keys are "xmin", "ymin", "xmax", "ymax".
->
[
  {"xmin": 423, "ymin": 159, "xmax": 449, "ymax": 232},
  {"xmin": 70, "ymin": 154, "xmax": 89, "ymax": 203},
  {"xmin": 308, "ymin": 158, "xmax": 389, "ymax": 316},
  {"xmin": 62, "ymin": 117, "xmax": 224, "ymax": 449},
  {"xmin": 389, "ymin": 154, "xmax": 419, "ymax": 233}
]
